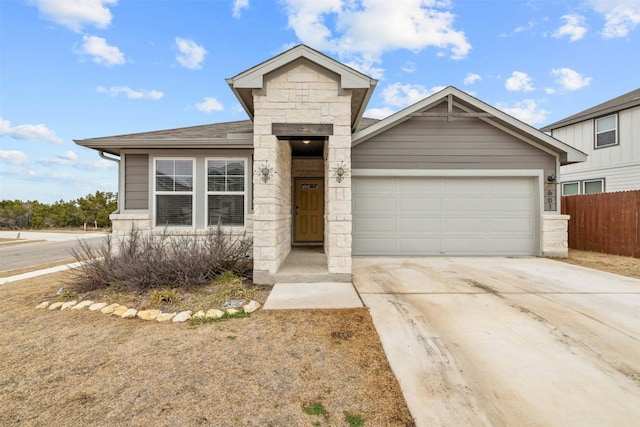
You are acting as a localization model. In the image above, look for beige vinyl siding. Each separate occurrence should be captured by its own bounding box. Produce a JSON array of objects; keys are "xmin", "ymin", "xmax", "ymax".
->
[
  {"xmin": 124, "ymin": 154, "xmax": 149, "ymax": 210},
  {"xmin": 352, "ymin": 114, "xmax": 555, "ymax": 170}
]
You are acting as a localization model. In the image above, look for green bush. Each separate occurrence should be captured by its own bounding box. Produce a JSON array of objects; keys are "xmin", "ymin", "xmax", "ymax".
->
[{"xmin": 69, "ymin": 226, "xmax": 252, "ymax": 292}]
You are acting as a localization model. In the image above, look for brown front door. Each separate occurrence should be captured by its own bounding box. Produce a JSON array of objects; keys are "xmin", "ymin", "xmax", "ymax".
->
[{"xmin": 295, "ymin": 178, "xmax": 324, "ymax": 242}]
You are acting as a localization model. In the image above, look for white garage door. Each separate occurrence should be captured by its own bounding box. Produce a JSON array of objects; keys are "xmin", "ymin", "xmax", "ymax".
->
[{"xmin": 352, "ymin": 176, "xmax": 537, "ymax": 256}]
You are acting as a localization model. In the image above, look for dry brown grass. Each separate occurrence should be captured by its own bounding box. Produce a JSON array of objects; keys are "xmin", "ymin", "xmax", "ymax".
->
[
  {"xmin": 555, "ymin": 249, "xmax": 640, "ymax": 280},
  {"xmin": 0, "ymin": 272, "xmax": 414, "ymax": 427}
]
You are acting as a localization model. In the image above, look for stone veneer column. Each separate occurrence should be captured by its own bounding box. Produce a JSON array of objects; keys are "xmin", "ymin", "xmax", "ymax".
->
[
  {"xmin": 541, "ymin": 214, "xmax": 570, "ymax": 258},
  {"xmin": 251, "ymin": 59, "xmax": 353, "ymax": 282}
]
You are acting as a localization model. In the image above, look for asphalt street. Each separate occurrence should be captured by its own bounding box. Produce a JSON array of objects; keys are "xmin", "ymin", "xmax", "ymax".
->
[{"xmin": 0, "ymin": 232, "xmax": 107, "ymax": 271}]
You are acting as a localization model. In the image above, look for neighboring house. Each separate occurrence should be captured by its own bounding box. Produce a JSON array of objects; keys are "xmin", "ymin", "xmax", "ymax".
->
[
  {"xmin": 541, "ymin": 88, "xmax": 640, "ymax": 196},
  {"xmin": 75, "ymin": 44, "xmax": 586, "ymax": 284}
]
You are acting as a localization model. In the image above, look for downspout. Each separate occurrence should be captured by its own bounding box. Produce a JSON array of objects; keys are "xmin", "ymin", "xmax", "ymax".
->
[{"xmin": 99, "ymin": 151, "xmax": 121, "ymax": 214}]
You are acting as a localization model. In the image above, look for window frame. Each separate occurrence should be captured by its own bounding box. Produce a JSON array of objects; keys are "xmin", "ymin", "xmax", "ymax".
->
[
  {"xmin": 205, "ymin": 157, "xmax": 247, "ymax": 227},
  {"xmin": 583, "ymin": 178, "xmax": 605, "ymax": 194},
  {"xmin": 594, "ymin": 114, "xmax": 618, "ymax": 149},
  {"xmin": 561, "ymin": 181, "xmax": 581, "ymax": 196},
  {"xmin": 153, "ymin": 157, "xmax": 196, "ymax": 228}
]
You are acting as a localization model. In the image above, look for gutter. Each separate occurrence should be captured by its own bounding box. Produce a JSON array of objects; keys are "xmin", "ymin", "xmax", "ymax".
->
[{"xmin": 99, "ymin": 151, "xmax": 121, "ymax": 214}]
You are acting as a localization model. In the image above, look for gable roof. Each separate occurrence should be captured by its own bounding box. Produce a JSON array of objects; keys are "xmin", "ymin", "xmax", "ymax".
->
[
  {"xmin": 74, "ymin": 117, "xmax": 382, "ymax": 156},
  {"xmin": 352, "ymin": 86, "xmax": 587, "ymax": 165},
  {"xmin": 541, "ymin": 88, "xmax": 640, "ymax": 131},
  {"xmin": 74, "ymin": 120, "xmax": 254, "ymax": 156},
  {"xmin": 226, "ymin": 44, "xmax": 378, "ymax": 133}
]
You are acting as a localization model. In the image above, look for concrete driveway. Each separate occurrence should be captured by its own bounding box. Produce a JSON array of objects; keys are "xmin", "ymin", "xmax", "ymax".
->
[{"xmin": 353, "ymin": 257, "xmax": 640, "ymax": 427}]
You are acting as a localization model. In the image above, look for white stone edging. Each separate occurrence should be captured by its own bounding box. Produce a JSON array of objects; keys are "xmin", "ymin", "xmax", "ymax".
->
[{"xmin": 35, "ymin": 299, "xmax": 261, "ymax": 323}]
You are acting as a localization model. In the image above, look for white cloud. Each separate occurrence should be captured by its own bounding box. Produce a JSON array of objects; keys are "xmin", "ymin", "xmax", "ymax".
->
[
  {"xmin": 35, "ymin": 0, "xmax": 116, "ymax": 32},
  {"xmin": 195, "ymin": 97, "xmax": 224, "ymax": 113},
  {"xmin": 0, "ymin": 150, "xmax": 29, "ymax": 165},
  {"xmin": 382, "ymin": 83, "xmax": 445, "ymax": 108},
  {"xmin": 77, "ymin": 35, "xmax": 125, "ymax": 66},
  {"xmin": 233, "ymin": 0, "xmax": 249, "ymax": 18},
  {"xmin": 97, "ymin": 86, "xmax": 164, "ymax": 100},
  {"xmin": 364, "ymin": 107, "xmax": 396, "ymax": 119},
  {"xmin": 59, "ymin": 150, "xmax": 78, "ymax": 160},
  {"xmin": 545, "ymin": 87, "xmax": 556, "ymax": 94},
  {"xmin": 551, "ymin": 67, "xmax": 592, "ymax": 90},
  {"xmin": 282, "ymin": 0, "xmax": 471, "ymax": 78},
  {"xmin": 464, "ymin": 73, "xmax": 481, "ymax": 85},
  {"xmin": 402, "ymin": 61, "xmax": 416, "ymax": 73},
  {"xmin": 505, "ymin": 71, "xmax": 535, "ymax": 92},
  {"xmin": 175, "ymin": 37, "xmax": 207, "ymax": 70},
  {"xmin": 496, "ymin": 99, "xmax": 549, "ymax": 126},
  {"xmin": 0, "ymin": 117, "xmax": 63, "ymax": 145},
  {"xmin": 39, "ymin": 156, "xmax": 116, "ymax": 170},
  {"xmin": 500, "ymin": 19, "xmax": 537, "ymax": 37},
  {"xmin": 587, "ymin": 0, "xmax": 640, "ymax": 38},
  {"xmin": 552, "ymin": 14, "xmax": 588, "ymax": 42}
]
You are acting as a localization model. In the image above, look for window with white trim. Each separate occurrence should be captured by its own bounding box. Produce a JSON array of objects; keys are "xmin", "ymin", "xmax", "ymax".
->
[
  {"xmin": 562, "ymin": 182, "xmax": 580, "ymax": 196},
  {"xmin": 595, "ymin": 114, "xmax": 618, "ymax": 148},
  {"xmin": 584, "ymin": 179, "xmax": 604, "ymax": 194},
  {"xmin": 206, "ymin": 159, "xmax": 246, "ymax": 226},
  {"xmin": 154, "ymin": 159, "xmax": 194, "ymax": 226}
]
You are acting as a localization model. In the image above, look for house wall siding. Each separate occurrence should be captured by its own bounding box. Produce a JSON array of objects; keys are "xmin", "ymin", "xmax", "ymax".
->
[
  {"xmin": 353, "ymin": 107, "xmax": 556, "ymax": 170},
  {"xmin": 124, "ymin": 154, "xmax": 149, "ymax": 210},
  {"xmin": 557, "ymin": 105, "xmax": 640, "ymax": 191}
]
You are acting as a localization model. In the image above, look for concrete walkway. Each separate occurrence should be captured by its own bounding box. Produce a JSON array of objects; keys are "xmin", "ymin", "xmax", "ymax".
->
[
  {"xmin": 0, "ymin": 261, "xmax": 84, "ymax": 285},
  {"xmin": 263, "ymin": 282, "xmax": 363, "ymax": 309},
  {"xmin": 353, "ymin": 257, "xmax": 640, "ymax": 427}
]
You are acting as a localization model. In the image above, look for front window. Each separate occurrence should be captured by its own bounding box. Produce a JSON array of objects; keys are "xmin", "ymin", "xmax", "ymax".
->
[
  {"xmin": 562, "ymin": 182, "xmax": 580, "ymax": 196},
  {"xmin": 584, "ymin": 179, "xmax": 604, "ymax": 194},
  {"xmin": 595, "ymin": 114, "xmax": 618, "ymax": 148},
  {"xmin": 155, "ymin": 159, "xmax": 194, "ymax": 226},
  {"xmin": 207, "ymin": 159, "xmax": 245, "ymax": 226}
]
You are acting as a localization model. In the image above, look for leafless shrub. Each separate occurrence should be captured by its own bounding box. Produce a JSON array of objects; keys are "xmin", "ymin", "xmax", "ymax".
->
[{"xmin": 69, "ymin": 226, "xmax": 252, "ymax": 293}]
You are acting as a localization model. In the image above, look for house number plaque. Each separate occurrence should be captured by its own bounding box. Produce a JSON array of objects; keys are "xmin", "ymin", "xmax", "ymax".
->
[
  {"xmin": 544, "ymin": 184, "xmax": 557, "ymax": 211},
  {"xmin": 301, "ymin": 183, "xmax": 318, "ymax": 189}
]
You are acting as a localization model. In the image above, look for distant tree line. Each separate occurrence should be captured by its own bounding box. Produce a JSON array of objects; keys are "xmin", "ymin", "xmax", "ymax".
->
[{"xmin": 0, "ymin": 191, "xmax": 117, "ymax": 230}]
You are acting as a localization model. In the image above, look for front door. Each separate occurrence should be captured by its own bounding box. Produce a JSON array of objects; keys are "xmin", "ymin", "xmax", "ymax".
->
[{"xmin": 295, "ymin": 178, "xmax": 324, "ymax": 242}]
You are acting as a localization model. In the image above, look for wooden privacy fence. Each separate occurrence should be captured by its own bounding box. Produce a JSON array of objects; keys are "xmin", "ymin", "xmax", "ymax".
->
[{"xmin": 561, "ymin": 190, "xmax": 640, "ymax": 258}]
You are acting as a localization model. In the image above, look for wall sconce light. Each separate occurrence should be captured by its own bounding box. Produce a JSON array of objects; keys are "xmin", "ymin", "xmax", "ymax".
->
[
  {"xmin": 546, "ymin": 174, "xmax": 557, "ymax": 184},
  {"xmin": 332, "ymin": 161, "xmax": 350, "ymax": 183},
  {"xmin": 256, "ymin": 161, "xmax": 275, "ymax": 183}
]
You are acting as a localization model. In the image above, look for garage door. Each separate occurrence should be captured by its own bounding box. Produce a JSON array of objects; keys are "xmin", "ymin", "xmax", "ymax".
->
[{"xmin": 352, "ymin": 176, "xmax": 537, "ymax": 256}]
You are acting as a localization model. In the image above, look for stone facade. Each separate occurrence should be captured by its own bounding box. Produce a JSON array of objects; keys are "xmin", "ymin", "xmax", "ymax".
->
[
  {"xmin": 541, "ymin": 214, "xmax": 570, "ymax": 258},
  {"xmin": 252, "ymin": 59, "xmax": 353, "ymax": 282}
]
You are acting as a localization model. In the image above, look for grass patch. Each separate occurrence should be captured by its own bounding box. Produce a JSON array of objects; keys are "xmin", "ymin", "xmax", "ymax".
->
[
  {"xmin": 302, "ymin": 400, "xmax": 329, "ymax": 418},
  {"xmin": 150, "ymin": 288, "xmax": 179, "ymax": 304},
  {"xmin": 344, "ymin": 411, "xmax": 365, "ymax": 426}
]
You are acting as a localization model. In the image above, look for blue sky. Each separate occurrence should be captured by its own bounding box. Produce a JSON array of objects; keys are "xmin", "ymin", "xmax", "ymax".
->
[{"xmin": 1, "ymin": 0, "xmax": 639, "ymax": 203}]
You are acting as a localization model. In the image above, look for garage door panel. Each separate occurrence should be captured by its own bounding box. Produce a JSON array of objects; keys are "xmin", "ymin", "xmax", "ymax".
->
[
  {"xmin": 486, "ymin": 238, "xmax": 533, "ymax": 253},
  {"xmin": 398, "ymin": 238, "xmax": 441, "ymax": 253},
  {"xmin": 444, "ymin": 197, "xmax": 489, "ymax": 212},
  {"xmin": 353, "ymin": 176, "xmax": 538, "ymax": 256},
  {"xmin": 398, "ymin": 198, "xmax": 442, "ymax": 212},
  {"xmin": 399, "ymin": 218, "xmax": 442, "ymax": 232},
  {"xmin": 492, "ymin": 197, "xmax": 532, "ymax": 211},
  {"xmin": 353, "ymin": 217, "xmax": 396, "ymax": 233},
  {"xmin": 353, "ymin": 238, "xmax": 397, "ymax": 255},
  {"xmin": 398, "ymin": 179, "xmax": 442, "ymax": 193},
  {"xmin": 442, "ymin": 238, "xmax": 488, "ymax": 254},
  {"xmin": 353, "ymin": 197, "xmax": 396, "ymax": 212},
  {"xmin": 487, "ymin": 218, "xmax": 532, "ymax": 232},
  {"xmin": 443, "ymin": 217, "xmax": 487, "ymax": 232}
]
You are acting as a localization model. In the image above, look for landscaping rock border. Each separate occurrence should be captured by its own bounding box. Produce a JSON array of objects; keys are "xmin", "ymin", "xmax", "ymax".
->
[{"xmin": 35, "ymin": 299, "xmax": 261, "ymax": 323}]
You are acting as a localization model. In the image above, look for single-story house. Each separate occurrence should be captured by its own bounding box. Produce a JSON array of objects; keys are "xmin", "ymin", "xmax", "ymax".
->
[
  {"xmin": 540, "ymin": 88, "xmax": 640, "ymax": 195},
  {"xmin": 75, "ymin": 44, "xmax": 587, "ymax": 284}
]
